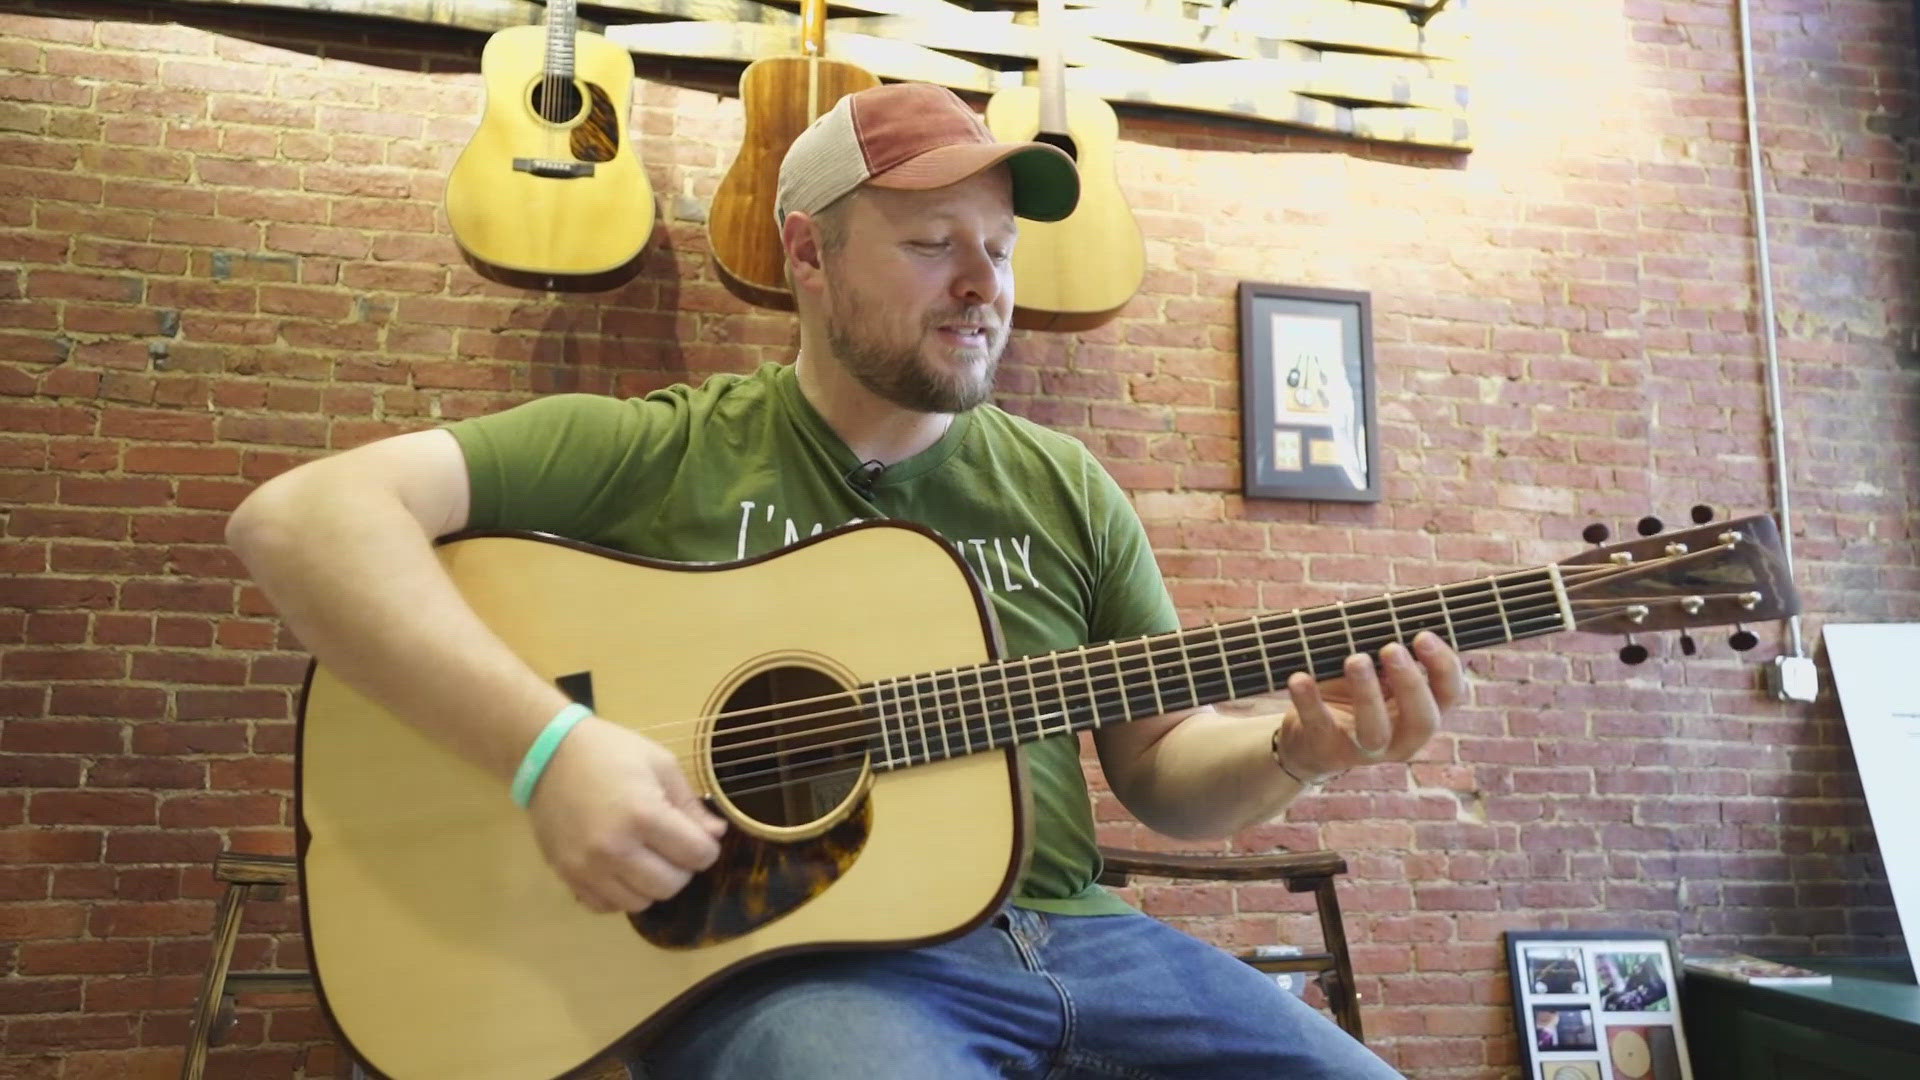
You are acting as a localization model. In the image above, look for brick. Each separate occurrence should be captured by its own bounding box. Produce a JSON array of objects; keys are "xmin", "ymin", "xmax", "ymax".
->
[
  {"xmin": 158, "ymin": 793, "xmax": 283, "ymax": 828},
  {"xmin": 57, "ymin": 477, "xmax": 171, "ymax": 507},
  {"xmin": 51, "ymin": 1048, "xmax": 183, "ymax": 1080},
  {"xmin": 2, "ymin": 1012, "xmax": 139, "ymax": 1052},
  {"xmin": 2, "ymin": 648, "xmax": 126, "ymax": 680},
  {"xmin": 102, "ymin": 830, "xmax": 222, "ymax": 866},
  {"xmin": 29, "ymin": 789, "xmax": 156, "ymax": 826}
]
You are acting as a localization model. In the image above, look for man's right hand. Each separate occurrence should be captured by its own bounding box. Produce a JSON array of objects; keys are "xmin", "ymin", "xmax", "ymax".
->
[{"xmin": 525, "ymin": 715, "xmax": 729, "ymax": 914}]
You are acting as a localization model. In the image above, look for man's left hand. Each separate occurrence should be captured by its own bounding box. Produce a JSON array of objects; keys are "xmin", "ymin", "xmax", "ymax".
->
[{"xmin": 1271, "ymin": 630, "xmax": 1463, "ymax": 783}]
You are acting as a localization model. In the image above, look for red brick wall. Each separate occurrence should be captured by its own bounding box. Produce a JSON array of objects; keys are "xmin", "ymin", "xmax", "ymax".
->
[{"xmin": 3, "ymin": 1, "xmax": 1917, "ymax": 1077}]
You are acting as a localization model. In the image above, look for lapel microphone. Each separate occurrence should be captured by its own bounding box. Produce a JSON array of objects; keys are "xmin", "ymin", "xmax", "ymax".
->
[{"xmin": 845, "ymin": 459, "xmax": 885, "ymax": 497}]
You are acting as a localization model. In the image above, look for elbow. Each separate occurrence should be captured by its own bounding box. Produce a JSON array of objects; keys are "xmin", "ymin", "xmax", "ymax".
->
[
  {"xmin": 225, "ymin": 470, "xmax": 308, "ymax": 572},
  {"xmin": 1108, "ymin": 782, "xmax": 1226, "ymax": 842}
]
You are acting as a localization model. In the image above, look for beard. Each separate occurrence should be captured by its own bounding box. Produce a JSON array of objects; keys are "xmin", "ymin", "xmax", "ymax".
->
[{"xmin": 823, "ymin": 267, "xmax": 1006, "ymax": 415}]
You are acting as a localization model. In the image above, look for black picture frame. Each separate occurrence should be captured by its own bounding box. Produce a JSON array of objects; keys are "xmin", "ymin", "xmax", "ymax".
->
[
  {"xmin": 1505, "ymin": 930, "xmax": 1694, "ymax": 1080},
  {"xmin": 1237, "ymin": 282, "xmax": 1380, "ymax": 503}
]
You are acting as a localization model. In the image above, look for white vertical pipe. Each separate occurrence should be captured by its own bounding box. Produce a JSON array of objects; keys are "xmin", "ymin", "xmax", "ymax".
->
[{"xmin": 1736, "ymin": 0, "xmax": 1805, "ymax": 657}]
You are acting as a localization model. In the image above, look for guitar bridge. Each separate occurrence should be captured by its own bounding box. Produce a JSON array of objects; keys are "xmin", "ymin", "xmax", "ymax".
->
[{"xmin": 513, "ymin": 158, "xmax": 596, "ymax": 178}]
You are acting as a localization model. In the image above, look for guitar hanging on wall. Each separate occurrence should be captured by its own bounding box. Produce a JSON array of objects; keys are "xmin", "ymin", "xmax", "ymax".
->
[
  {"xmin": 707, "ymin": 0, "xmax": 880, "ymax": 311},
  {"xmin": 445, "ymin": 0, "xmax": 654, "ymax": 281},
  {"xmin": 985, "ymin": 0, "xmax": 1145, "ymax": 331},
  {"xmin": 298, "ymin": 512, "xmax": 1798, "ymax": 1079}
]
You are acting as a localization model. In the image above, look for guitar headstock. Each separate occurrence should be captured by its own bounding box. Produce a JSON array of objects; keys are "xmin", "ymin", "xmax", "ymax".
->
[{"xmin": 1556, "ymin": 513, "xmax": 1800, "ymax": 637}]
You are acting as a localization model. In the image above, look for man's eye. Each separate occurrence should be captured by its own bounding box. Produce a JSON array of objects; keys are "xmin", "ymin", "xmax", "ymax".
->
[{"xmin": 910, "ymin": 240, "xmax": 948, "ymax": 250}]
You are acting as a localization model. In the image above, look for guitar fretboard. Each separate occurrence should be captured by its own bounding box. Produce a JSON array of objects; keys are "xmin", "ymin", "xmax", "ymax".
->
[
  {"xmin": 862, "ymin": 568, "xmax": 1572, "ymax": 770},
  {"xmin": 544, "ymin": 0, "xmax": 578, "ymax": 84}
]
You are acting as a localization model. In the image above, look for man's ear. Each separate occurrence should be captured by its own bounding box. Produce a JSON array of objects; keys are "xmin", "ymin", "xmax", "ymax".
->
[{"xmin": 780, "ymin": 211, "xmax": 825, "ymax": 292}]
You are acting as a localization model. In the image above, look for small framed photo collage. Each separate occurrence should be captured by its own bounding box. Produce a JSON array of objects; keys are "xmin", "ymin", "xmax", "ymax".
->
[{"xmin": 1504, "ymin": 931, "xmax": 1693, "ymax": 1080}]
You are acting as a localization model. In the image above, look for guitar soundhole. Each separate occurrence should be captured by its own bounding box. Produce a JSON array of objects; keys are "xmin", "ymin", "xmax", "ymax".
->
[
  {"xmin": 1037, "ymin": 130, "xmax": 1079, "ymax": 162},
  {"xmin": 712, "ymin": 665, "xmax": 870, "ymax": 830},
  {"xmin": 529, "ymin": 79, "xmax": 585, "ymax": 125}
]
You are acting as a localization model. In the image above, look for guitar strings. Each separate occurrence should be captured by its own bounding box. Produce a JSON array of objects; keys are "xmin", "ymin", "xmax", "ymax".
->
[
  {"xmin": 697, "ymin": 600, "xmax": 1676, "ymax": 803},
  {"xmin": 611, "ymin": 550, "xmax": 1706, "ymax": 748},
  {"xmin": 711, "ymin": 591, "xmax": 1572, "ymax": 772},
  {"xmin": 635, "ymin": 563, "xmax": 1728, "ymax": 785},
  {"xmin": 677, "ymin": 571, "xmax": 1754, "ymax": 794},
  {"xmin": 634, "ymin": 560, "xmax": 1698, "ymax": 765}
]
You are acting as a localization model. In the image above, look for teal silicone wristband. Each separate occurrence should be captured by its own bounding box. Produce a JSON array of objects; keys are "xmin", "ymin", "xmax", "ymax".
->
[{"xmin": 511, "ymin": 703, "xmax": 593, "ymax": 808}]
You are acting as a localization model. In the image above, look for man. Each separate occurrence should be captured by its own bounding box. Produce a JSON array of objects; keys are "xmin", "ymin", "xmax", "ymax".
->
[{"xmin": 228, "ymin": 82, "xmax": 1462, "ymax": 1078}]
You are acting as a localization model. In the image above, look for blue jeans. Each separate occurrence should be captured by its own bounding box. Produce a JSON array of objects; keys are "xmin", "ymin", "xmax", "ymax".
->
[{"xmin": 631, "ymin": 906, "xmax": 1402, "ymax": 1079}]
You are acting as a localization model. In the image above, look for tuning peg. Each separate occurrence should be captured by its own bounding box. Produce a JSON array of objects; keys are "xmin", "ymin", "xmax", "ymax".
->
[
  {"xmin": 1690, "ymin": 504, "xmax": 1715, "ymax": 524},
  {"xmin": 1636, "ymin": 516, "xmax": 1664, "ymax": 537},
  {"xmin": 1679, "ymin": 631, "xmax": 1698, "ymax": 656},
  {"xmin": 1729, "ymin": 628, "xmax": 1758, "ymax": 651},
  {"xmin": 1582, "ymin": 523, "xmax": 1611, "ymax": 545},
  {"xmin": 1619, "ymin": 638, "xmax": 1650, "ymax": 665}
]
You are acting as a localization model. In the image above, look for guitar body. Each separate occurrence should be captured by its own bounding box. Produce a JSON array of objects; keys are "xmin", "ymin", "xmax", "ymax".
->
[
  {"xmin": 446, "ymin": 26, "xmax": 655, "ymax": 277},
  {"xmin": 708, "ymin": 56, "xmax": 879, "ymax": 310},
  {"xmin": 985, "ymin": 86, "xmax": 1145, "ymax": 331},
  {"xmin": 299, "ymin": 525, "xmax": 1021, "ymax": 1079}
]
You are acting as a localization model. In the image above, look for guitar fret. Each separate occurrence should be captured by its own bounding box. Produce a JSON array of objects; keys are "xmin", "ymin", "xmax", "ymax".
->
[
  {"xmin": 1212, "ymin": 626, "xmax": 1236, "ymax": 699},
  {"xmin": 1295, "ymin": 609, "xmax": 1315, "ymax": 679},
  {"xmin": 1179, "ymin": 632, "xmax": 1200, "ymax": 711},
  {"xmin": 990, "ymin": 657, "xmax": 1021, "ymax": 749},
  {"xmin": 1436, "ymin": 585, "xmax": 1459, "ymax": 651},
  {"xmin": 931, "ymin": 672, "xmax": 952, "ymax": 760},
  {"xmin": 1074, "ymin": 644, "xmax": 1100, "ymax": 727},
  {"xmin": 1383, "ymin": 592, "xmax": 1404, "ymax": 646},
  {"xmin": 1022, "ymin": 653, "xmax": 1045, "ymax": 743},
  {"xmin": 1250, "ymin": 617, "xmax": 1276, "ymax": 693},
  {"xmin": 875, "ymin": 681, "xmax": 897, "ymax": 769},
  {"xmin": 1340, "ymin": 604, "xmax": 1358, "ymax": 657},
  {"xmin": 893, "ymin": 681, "xmax": 910, "ymax": 766},
  {"xmin": 1051, "ymin": 652, "xmax": 1074, "ymax": 736},
  {"xmin": 915, "ymin": 675, "xmax": 937, "ymax": 765},
  {"xmin": 1488, "ymin": 575, "xmax": 1514, "ymax": 642},
  {"xmin": 1100, "ymin": 641, "xmax": 1128, "ymax": 722},
  {"xmin": 975, "ymin": 663, "xmax": 1003, "ymax": 750},
  {"xmin": 1143, "ymin": 634, "xmax": 1166, "ymax": 716},
  {"xmin": 959, "ymin": 667, "xmax": 981, "ymax": 755}
]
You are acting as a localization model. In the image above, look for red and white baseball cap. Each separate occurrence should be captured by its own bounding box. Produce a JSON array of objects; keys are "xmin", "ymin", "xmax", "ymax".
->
[{"xmin": 775, "ymin": 82, "xmax": 1080, "ymax": 225}]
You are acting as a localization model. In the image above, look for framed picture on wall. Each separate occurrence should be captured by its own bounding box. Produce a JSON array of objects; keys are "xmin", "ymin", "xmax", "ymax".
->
[
  {"xmin": 1236, "ymin": 282, "xmax": 1380, "ymax": 503},
  {"xmin": 1505, "ymin": 931, "xmax": 1694, "ymax": 1080}
]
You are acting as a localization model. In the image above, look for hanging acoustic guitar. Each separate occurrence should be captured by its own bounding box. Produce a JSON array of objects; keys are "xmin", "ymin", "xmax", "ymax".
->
[
  {"xmin": 985, "ymin": 0, "xmax": 1145, "ymax": 330},
  {"xmin": 445, "ymin": 0, "xmax": 654, "ymax": 279},
  {"xmin": 707, "ymin": 0, "xmax": 879, "ymax": 310},
  {"xmin": 298, "ymin": 513, "xmax": 1797, "ymax": 1079}
]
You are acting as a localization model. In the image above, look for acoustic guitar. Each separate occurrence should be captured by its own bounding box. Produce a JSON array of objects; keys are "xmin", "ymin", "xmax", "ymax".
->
[
  {"xmin": 299, "ymin": 514, "xmax": 1796, "ymax": 1078},
  {"xmin": 707, "ymin": 0, "xmax": 879, "ymax": 310},
  {"xmin": 445, "ymin": 0, "xmax": 654, "ymax": 279},
  {"xmin": 985, "ymin": 0, "xmax": 1145, "ymax": 330}
]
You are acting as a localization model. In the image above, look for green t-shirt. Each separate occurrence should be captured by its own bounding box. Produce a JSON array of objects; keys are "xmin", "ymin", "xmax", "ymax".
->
[{"xmin": 446, "ymin": 361, "xmax": 1179, "ymax": 915}]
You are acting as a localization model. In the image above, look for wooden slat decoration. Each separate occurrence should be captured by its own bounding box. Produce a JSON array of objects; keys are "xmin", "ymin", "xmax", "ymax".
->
[
  {"xmin": 177, "ymin": 0, "xmax": 552, "ymax": 34},
  {"xmin": 158, "ymin": 0, "xmax": 1472, "ymax": 149}
]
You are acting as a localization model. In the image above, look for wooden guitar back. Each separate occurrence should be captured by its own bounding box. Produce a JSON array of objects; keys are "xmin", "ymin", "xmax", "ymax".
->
[
  {"xmin": 985, "ymin": 86, "xmax": 1145, "ymax": 331},
  {"xmin": 708, "ymin": 56, "xmax": 880, "ymax": 310}
]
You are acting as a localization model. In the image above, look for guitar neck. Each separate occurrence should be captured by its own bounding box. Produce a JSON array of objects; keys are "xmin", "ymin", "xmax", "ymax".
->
[
  {"xmin": 545, "ymin": 0, "xmax": 578, "ymax": 83},
  {"xmin": 1036, "ymin": 0, "xmax": 1068, "ymax": 135},
  {"xmin": 802, "ymin": 0, "xmax": 826, "ymax": 116},
  {"xmin": 864, "ymin": 566, "xmax": 1575, "ymax": 771}
]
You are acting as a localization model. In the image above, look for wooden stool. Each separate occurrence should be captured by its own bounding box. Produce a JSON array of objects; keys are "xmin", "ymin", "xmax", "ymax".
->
[
  {"xmin": 179, "ymin": 852, "xmax": 362, "ymax": 1080},
  {"xmin": 1097, "ymin": 847, "xmax": 1366, "ymax": 1039}
]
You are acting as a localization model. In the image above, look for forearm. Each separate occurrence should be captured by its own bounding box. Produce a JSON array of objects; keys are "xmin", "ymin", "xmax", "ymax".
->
[
  {"xmin": 227, "ymin": 469, "xmax": 566, "ymax": 784},
  {"xmin": 1106, "ymin": 708, "xmax": 1309, "ymax": 840}
]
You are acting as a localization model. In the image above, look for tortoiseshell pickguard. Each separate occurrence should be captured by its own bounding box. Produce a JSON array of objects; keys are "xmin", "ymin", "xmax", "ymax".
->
[
  {"xmin": 569, "ymin": 84, "xmax": 619, "ymax": 163},
  {"xmin": 630, "ymin": 796, "xmax": 872, "ymax": 948}
]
